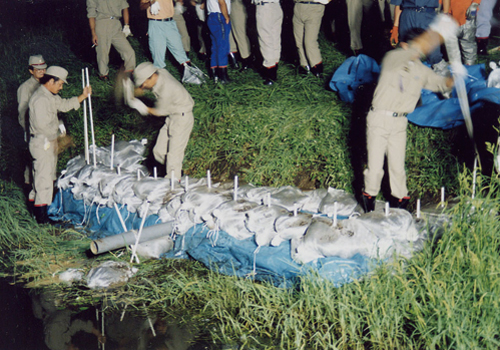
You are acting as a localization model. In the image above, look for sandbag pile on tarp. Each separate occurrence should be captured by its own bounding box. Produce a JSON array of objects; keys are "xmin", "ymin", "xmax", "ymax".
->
[
  {"xmin": 50, "ymin": 146, "xmax": 432, "ymax": 286},
  {"xmin": 329, "ymin": 55, "xmax": 500, "ymax": 130}
]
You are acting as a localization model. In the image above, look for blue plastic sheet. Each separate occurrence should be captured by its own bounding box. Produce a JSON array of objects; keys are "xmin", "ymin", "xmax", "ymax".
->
[
  {"xmin": 49, "ymin": 189, "xmax": 376, "ymax": 287},
  {"xmin": 330, "ymin": 58, "xmax": 500, "ymax": 130}
]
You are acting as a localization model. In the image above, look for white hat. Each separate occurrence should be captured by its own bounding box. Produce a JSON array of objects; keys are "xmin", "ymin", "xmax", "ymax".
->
[
  {"xmin": 29, "ymin": 55, "xmax": 47, "ymax": 69},
  {"xmin": 46, "ymin": 66, "xmax": 69, "ymax": 83},
  {"xmin": 134, "ymin": 62, "xmax": 158, "ymax": 87}
]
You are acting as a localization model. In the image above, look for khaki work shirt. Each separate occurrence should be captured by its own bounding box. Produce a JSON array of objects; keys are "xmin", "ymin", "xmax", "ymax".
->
[
  {"xmin": 29, "ymin": 86, "xmax": 80, "ymax": 141},
  {"xmin": 152, "ymin": 69, "xmax": 194, "ymax": 115},
  {"xmin": 372, "ymin": 47, "xmax": 451, "ymax": 113},
  {"xmin": 147, "ymin": 0, "xmax": 174, "ymax": 19},
  {"xmin": 87, "ymin": 0, "xmax": 129, "ymax": 20},
  {"xmin": 17, "ymin": 76, "xmax": 40, "ymax": 130}
]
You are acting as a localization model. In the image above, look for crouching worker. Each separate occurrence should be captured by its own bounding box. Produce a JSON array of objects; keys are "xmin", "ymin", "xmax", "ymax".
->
[
  {"xmin": 126, "ymin": 62, "xmax": 194, "ymax": 180},
  {"xmin": 29, "ymin": 66, "xmax": 92, "ymax": 224},
  {"xmin": 361, "ymin": 14, "xmax": 459, "ymax": 213}
]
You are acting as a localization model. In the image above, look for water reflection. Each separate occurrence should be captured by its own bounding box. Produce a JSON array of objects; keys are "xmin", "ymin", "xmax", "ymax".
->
[{"xmin": 1, "ymin": 279, "xmax": 210, "ymax": 350}]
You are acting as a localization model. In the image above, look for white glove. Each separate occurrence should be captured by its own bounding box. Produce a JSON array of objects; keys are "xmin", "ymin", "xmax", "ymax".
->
[
  {"xmin": 175, "ymin": 1, "xmax": 186, "ymax": 14},
  {"xmin": 59, "ymin": 122, "xmax": 66, "ymax": 136},
  {"xmin": 450, "ymin": 62, "xmax": 468, "ymax": 80},
  {"xmin": 122, "ymin": 24, "xmax": 132, "ymax": 38},
  {"xmin": 150, "ymin": 1, "xmax": 161, "ymax": 15},
  {"xmin": 44, "ymin": 138, "xmax": 50, "ymax": 151},
  {"xmin": 122, "ymin": 78, "xmax": 135, "ymax": 105},
  {"xmin": 466, "ymin": 2, "xmax": 479, "ymax": 19},
  {"xmin": 195, "ymin": 4, "xmax": 205, "ymax": 21},
  {"xmin": 429, "ymin": 13, "xmax": 459, "ymax": 42},
  {"xmin": 128, "ymin": 98, "xmax": 150, "ymax": 116}
]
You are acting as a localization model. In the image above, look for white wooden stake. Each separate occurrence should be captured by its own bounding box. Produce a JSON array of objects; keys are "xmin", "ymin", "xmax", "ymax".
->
[
  {"xmin": 333, "ymin": 202, "xmax": 338, "ymax": 226},
  {"xmin": 441, "ymin": 187, "xmax": 445, "ymax": 208},
  {"xmin": 81, "ymin": 69, "xmax": 89, "ymax": 164},
  {"xmin": 101, "ymin": 310, "xmax": 105, "ymax": 350},
  {"xmin": 130, "ymin": 202, "xmax": 150, "ymax": 264},
  {"xmin": 234, "ymin": 175, "xmax": 238, "ymax": 201},
  {"xmin": 207, "ymin": 170, "xmax": 211, "ymax": 189},
  {"xmin": 171, "ymin": 171, "xmax": 175, "ymax": 191},
  {"xmin": 416, "ymin": 199, "xmax": 421, "ymax": 219},
  {"xmin": 85, "ymin": 68, "xmax": 97, "ymax": 167},
  {"xmin": 117, "ymin": 166, "xmax": 121, "ymax": 175},
  {"xmin": 185, "ymin": 176, "xmax": 189, "ymax": 191},
  {"xmin": 385, "ymin": 202, "xmax": 389, "ymax": 217},
  {"xmin": 114, "ymin": 204, "xmax": 139, "ymax": 263},
  {"xmin": 472, "ymin": 156, "xmax": 478, "ymax": 199},
  {"xmin": 137, "ymin": 169, "xmax": 140, "ymax": 181},
  {"xmin": 110, "ymin": 134, "xmax": 114, "ymax": 170},
  {"xmin": 153, "ymin": 167, "xmax": 157, "ymax": 179}
]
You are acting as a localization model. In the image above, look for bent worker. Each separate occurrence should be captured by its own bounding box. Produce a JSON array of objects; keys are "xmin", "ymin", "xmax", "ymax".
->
[
  {"xmin": 126, "ymin": 62, "xmax": 194, "ymax": 180},
  {"xmin": 29, "ymin": 66, "xmax": 92, "ymax": 224},
  {"xmin": 361, "ymin": 14, "xmax": 460, "ymax": 212},
  {"xmin": 17, "ymin": 55, "xmax": 47, "ymax": 203}
]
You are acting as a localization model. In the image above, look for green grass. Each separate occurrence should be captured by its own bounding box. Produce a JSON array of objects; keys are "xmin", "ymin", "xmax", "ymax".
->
[{"xmin": 1, "ymin": 4, "xmax": 500, "ymax": 349}]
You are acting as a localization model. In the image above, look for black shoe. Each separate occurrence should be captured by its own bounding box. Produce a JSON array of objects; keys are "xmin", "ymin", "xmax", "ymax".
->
[
  {"xmin": 353, "ymin": 49, "xmax": 364, "ymax": 56},
  {"xmin": 33, "ymin": 205, "xmax": 55, "ymax": 225},
  {"xmin": 229, "ymin": 52, "xmax": 240, "ymax": 69},
  {"xmin": 218, "ymin": 67, "xmax": 231, "ymax": 84},
  {"xmin": 239, "ymin": 56, "xmax": 251, "ymax": 70},
  {"xmin": 99, "ymin": 75, "xmax": 109, "ymax": 81},
  {"xmin": 263, "ymin": 65, "xmax": 277, "ymax": 85},
  {"xmin": 310, "ymin": 62, "xmax": 323, "ymax": 78},
  {"xmin": 389, "ymin": 195, "xmax": 410, "ymax": 210},
  {"xmin": 298, "ymin": 65, "xmax": 310, "ymax": 76},
  {"xmin": 477, "ymin": 38, "xmax": 489, "ymax": 56},
  {"xmin": 211, "ymin": 67, "xmax": 218, "ymax": 83},
  {"xmin": 361, "ymin": 192, "xmax": 375, "ymax": 213}
]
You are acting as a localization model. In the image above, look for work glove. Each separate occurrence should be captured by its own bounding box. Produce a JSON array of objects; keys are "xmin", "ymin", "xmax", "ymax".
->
[
  {"xmin": 58, "ymin": 122, "xmax": 66, "ymax": 136},
  {"xmin": 128, "ymin": 98, "xmax": 149, "ymax": 116},
  {"xmin": 429, "ymin": 13, "xmax": 459, "ymax": 42},
  {"xmin": 450, "ymin": 62, "xmax": 468, "ymax": 80},
  {"xmin": 122, "ymin": 24, "xmax": 132, "ymax": 38},
  {"xmin": 390, "ymin": 26, "xmax": 399, "ymax": 47},
  {"xmin": 150, "ymin": 1, "xmax": 161, "ymax": 15},
  {"xmin": 175, "ymin": 1, "xmax": 186, "ymax": 14},
  {"xmin": 195, "ymin": 4, "xmax": 205, "ymax": 21},
  {"xmin": 466, "ymin": 2, "xmax": 479, "ymax": 19},
  {"xmin": 122, "ymin": 78, "xmax": 135, "ymax": 105},
  {"xmin": 44, "ymin": 138, "xmax": 50, "ymax": 151}
]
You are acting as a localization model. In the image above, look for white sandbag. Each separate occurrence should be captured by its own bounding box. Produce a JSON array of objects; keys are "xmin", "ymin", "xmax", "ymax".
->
[
  {"xmin": 245, "ymin": 205, "xmax": 289, "ymax": 247},
  {"xmin": 57, "ymin": 155, "xmax": 87, "ymax": 190},
  {"xmin": 179, "ymin": 186, "xmax": 232, "ymax": 224},
  {"xmin": 269, "ymin": 186, "xmax": 310, "ymax": 212},
  {"xmin": 182, "ymin": 64, "xmax": 207, "ymax": 85},
  {"xmin": 301, "ymin": 188, "xmax": 328, "ymax": 213},
  {"xmin": 86, "ymin": 261, "xmax": 138, "ymax": 289},
  {"xmin": 319, "ymin": 187, "xmax": 359, "ymax": 217},
  {"xmin": 58, "ymin": 268, "xmax": 84, "ymax": 285},
  {"xmin": 274, "ymin": 212, "xmax": 313, "ymax": 243},
  {"xmin": 210, "ymin": 200, "xmax": 259, "ymax": 240},
  {"xmin": 135, "ymin": 235, "xmax": 174, "ymax": 259}
]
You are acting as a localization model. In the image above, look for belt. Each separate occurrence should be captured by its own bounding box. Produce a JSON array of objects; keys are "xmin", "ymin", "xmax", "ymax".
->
[
  {"xmin": 403, "ymin": 6, "xmax": 436, "ymax": 13},
  {"xmin": 370, "ymin": 106, "xmax": 408, "ymax": 117},
  {"xmin": 255, "ymin": 2, "xmax": 276, "ymax": 5},
  {"xmin": 149, "ymin": 17, "xmax": 174, "ymax": 22},
  {"xmin": 296, "ymin": 1, "xmax": 323, "ymax": 4}
]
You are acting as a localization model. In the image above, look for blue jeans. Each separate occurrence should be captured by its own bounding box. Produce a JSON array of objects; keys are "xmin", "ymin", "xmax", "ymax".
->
[{"xmin": 207, "ymin": 13, "xmax": 231, "ymax": 68}]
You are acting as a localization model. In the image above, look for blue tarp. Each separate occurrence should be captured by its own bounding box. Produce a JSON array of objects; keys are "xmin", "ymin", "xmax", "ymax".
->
[
  {"xmin": 329, "ymin": 55, "xmax": 500, "ymax": 130},
  {"xmin": 49, "ymin": 189, "xmax": 375, "ymax": 287}
]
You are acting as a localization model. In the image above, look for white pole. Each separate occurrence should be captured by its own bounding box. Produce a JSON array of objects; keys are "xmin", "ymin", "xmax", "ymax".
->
[
  {"xmin": 416, "ymin": 199, "xmax": 421, "ymax": 219},
  {"xmin": 385, "ymin": 202, "xmax": 389, "ymax": 217},
  {"xmin": 110, "ymin": 134, "xmax": 114, "ymax": 170},
  {"xmin": 81, "ymin": 69, "xmax": 89, "ymax": 164},
  {"xmin": 85, "ymin": 68, "xmax": 97, "ymax": 167},
  {"xmin": 117, "ymin": 166, "xmax": 121, "ymax": 175},
  {"xmin": 171, "ymin": 171, "xmax": 175, "ymax": 191},
  {"xmin": 234, "ymin": 175, "xmax": 238, "ymax": 201},
  {"xmin": 137, "ymin": 169, "xmax": 140, "ymax": 181},
  {"xmin": 153, "ymin": 167, "xmax": 157, "ymax": 179},
  {"xmin": 293, "ymin": 206, "xmax": 297, "ymax": 217},
  {"xmin": 114, "ymin": 203, "xmax": 139, "ymax": 263},
  {"xmin": 207, "ymin": 170, "xmax": 211, "ymax": 189},
  {"xmin": 472, "ymin": 156, "xmax": 478, "ymax": 199},
  {"xmin": 441, "ymin": 187, "xmax": 445, "ymax": 208},
  {"xmin": 333, "ymin": 202, "xmax": 338, "ymax": 226},
  {"xmin": 101, "ymin": 310, "xmax": 105, "ymax": 350},
  {"xmin": 185, "ymin": 176, "xmax": 189, "ymax": 191},
  {"xmin": 130, "ymin": 202, "xmax": 150, "ymax": 263},
  {"xmin": 267, "ymin": 193, "xmax": 271, "ymax": 208}
]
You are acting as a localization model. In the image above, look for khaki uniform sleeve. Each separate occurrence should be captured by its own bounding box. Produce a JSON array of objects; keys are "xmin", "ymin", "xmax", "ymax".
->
[
  {"xmin": 17, "ymin": 85, "xmax": 29, "ymax": 130},
  {"xmin": 55, "ymin": 95, "xmax": 81, "ymax": 113},
  {"xmin": 421, "ymin": 66, "xmax": 452, "ymax": 93},
  {"xmin": 87, "ymin": 0, "xmax": 97, "ymax": 18}
]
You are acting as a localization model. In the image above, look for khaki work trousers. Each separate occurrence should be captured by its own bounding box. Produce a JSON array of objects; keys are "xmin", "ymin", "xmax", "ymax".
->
[
  {"xmin": 346, "ymin": 0, "xmax": 373, "ymax": 50},
  {"xmin": 292, "ymin": 3, "xmax": 325, "ymax": 68},
  {"xmin": 174, "ymin": 11, "xmax": 191, "ymax": 53},
  {"xmin": 153, "ymin": 111, "xmax": 194, "ymax": 180},
  {"xmin": 95, "ymin": 18, "xmax": 136, "ymax": 76},
  {"xmin": 363, "ymin": 110, "xmax": 408, "ymax": 199},
  {"xmin": 256, "ymin": 2, "xmax": 283, "ymax": 67},
  {"xmin": 29, "ymin": 136, "xmax": 58, "ymax": 206},
  {"xmin": 229, "ymin": 0, "xmax": 251, "ymax": 59}
]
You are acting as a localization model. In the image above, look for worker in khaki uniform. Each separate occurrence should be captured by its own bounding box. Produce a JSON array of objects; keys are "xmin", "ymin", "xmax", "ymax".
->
[
  {"xmin": 173, "ymin": 0, "xmax": 192, "ymax": 55},
  {"xmin": 87, "ymin": 0, "xmax": 136, "ymax": 80},
  {"xmin": 361, "ymin": 15, "xmax": 459, "ymax": 212},
  {"xmin": 29, "ymin": 67, "xmax": 92, "ymax": 224},
  {"xmin": 292, "ymin": 0, "xmax": 329, "ymax": 77},
  {"xmin": 253, "ymin": 0, "xmax": 283, "ymax": 85},
  {"xmin": 229, "ymin": 0, "xmax": 252, "ymax": 69},
  {"xmin": 17, "ymin": 55, "xmax": 47, "ymax": 201},
  {"xmin": 127, "ymin": 62, "xmax": 194, "ymax": 179}
]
